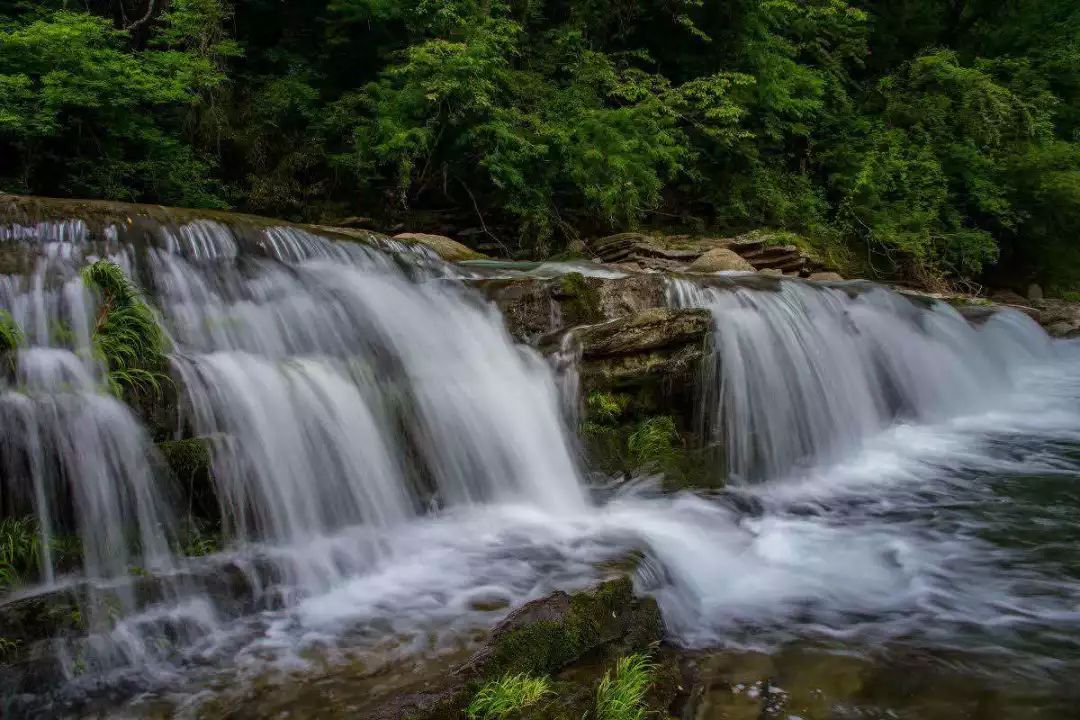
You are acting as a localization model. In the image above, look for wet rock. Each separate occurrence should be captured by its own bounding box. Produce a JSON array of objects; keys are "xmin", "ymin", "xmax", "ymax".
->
[
  {"xmin": 392, "ymin": 232, "xmax": 488, "ymax": 262},
  {"xmin": 157, "ymin": 437, "xmax": 219, "ymax": 519},
  {"xmin": 809, "ymin": 271, "xmax": 844, "ymax": 282},
  {"xmin": 685, "ymin": 248, "xmax": 754, "ymax": 273},
  {"xmin": 759, "ymin": 268, "xmax": 784, "ymax": 277},
  {"xmin": 567, "ymin": 308, "xmax": 710, "ymax": 359},
  {"xmin": 482, "ymin": 273, "xmax": 605, "ymax": 342},
  {"xmin": 476, "ymin": 577, "xmax": 662, "ymax": 676},
  {"xmin": 366, "ymin": 577, "xmax": 664, "ymax": 720}
]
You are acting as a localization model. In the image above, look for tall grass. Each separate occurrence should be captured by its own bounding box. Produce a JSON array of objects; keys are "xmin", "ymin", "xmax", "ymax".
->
[
  {"xmin": 0, "ymin": 309, "xmax": 22, "ymax": 354},
  {"xmin": 467, "ymin": 673, "xmax": 552, "ymax": 719},
  {"xmin": 627, "ymin": 417, "xmax": 678, "ymax": 471},
  {"xmin": 595, "ymin": 653, "xmax": 655, "ymax": 720},
  {"xmin": 82, "ymin": 260, "xmax": 169, "ymax": 397},
  {"xmin": 0, "ymin": 516, "xmax": 42, "ymax": 590}
]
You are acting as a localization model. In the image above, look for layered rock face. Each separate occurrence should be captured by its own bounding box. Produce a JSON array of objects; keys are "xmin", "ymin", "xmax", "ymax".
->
[{"xmin": 586, "ymin": 230, "xmax": 834, "ymax": 277}]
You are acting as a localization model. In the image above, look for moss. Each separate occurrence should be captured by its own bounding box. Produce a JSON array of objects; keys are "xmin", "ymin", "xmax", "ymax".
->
[
  {"xmin": 482, "ymin": 578, "xmax": 660, "ymax": 680},
  {"xmin": 159, "ymin": 437, "xmax": 211, "ymax": 482},
  {"xmin": 552, "ymin": 272, "xmax": 603, "ymax": 327},
  {"xmin": 158, "ymin": 437, "xmax": 219, "ymax": 520}
]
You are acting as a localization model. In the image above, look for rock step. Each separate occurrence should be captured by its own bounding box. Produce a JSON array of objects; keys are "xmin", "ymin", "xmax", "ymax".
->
[{"xmin": 740, "ymin": 244, "xmax": 800, "ymax": 261}]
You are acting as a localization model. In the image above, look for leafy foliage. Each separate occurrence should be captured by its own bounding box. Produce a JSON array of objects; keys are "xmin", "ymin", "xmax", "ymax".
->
[
  {"xmin": 2, "ymin": 0, "xmax": 1080, "ymax": 287},
  {"xmin": 82, "ymin": 260, "xmax": 169, "ymax": 398},
  {"xmin": 0, "ymin": 310, "xmax": 22, "ymax": 373},
  {"xmin": 466, "ymin": 673, "xmax": 551, "ymax": 719},
  {"xmin": 0, "ymin": 516, "xmax": 41, "ymax": 590},
  {"xmin": 595, "ymin": 652, "xmax": 655, "ymax": 720}
]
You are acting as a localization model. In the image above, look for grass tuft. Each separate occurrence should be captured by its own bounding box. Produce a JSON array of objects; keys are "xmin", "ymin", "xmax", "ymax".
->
[
  {"xmin": 627, "ymin": 416, "xmax": 678, "ymax": 471},
  {"xmin": 0, "ymin": 516, "xmax": 42, "ymax": 591},
  {"xmin": 595, "ymin": 653, "xmax": 655, "ymax": 720},
  {"xmin": 82, "ymin": 260, "xmax": 169, "ymax": 397},
  {"xmin": 467, "ymin": 673, "xmax": 552, "ymax": 719},
  {"xmin": 0, "ymin": 309, "xmax": 23, "ymax": 354}
]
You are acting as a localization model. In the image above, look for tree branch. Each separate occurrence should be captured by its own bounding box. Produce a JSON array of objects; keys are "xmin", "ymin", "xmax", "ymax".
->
[{"xmin": 125, "ymin": 0, "xmax": 159, "ymax": 31}]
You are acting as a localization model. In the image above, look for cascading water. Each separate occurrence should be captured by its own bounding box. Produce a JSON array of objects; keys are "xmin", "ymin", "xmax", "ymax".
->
[
  {"xmin": 2, "ymin": 207, "xmax": 1080, "ymax": 719},
  {"xmin": 668, "ymin": 277, "xmax": 1056, "ymax": 481},
  {"xmin": 0, "ymin": 224, "xmax": 175, "ymax": 582},
  {"xmin": 152, "ymin": 221, "xmax": 585, "ymax": 591}
]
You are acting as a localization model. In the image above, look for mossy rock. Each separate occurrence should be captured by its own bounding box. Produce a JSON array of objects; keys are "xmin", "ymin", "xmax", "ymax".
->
[
  {"xmin": 475, "ymin": 577, "xmax": 663, "ymax": 679},
  {"xmin": 157, "ymin": 437, "xmax": 219, "ymax": 520}
]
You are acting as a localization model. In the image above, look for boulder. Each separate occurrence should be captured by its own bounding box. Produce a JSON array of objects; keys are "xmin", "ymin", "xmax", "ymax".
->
[
  {"xmin": 808, "ymin": 271, "xmax": 844, "ymax": 282},
  {"xmin": 759, "ymin": 268, "xmax": 784, "ymax": 277},
  {"xmin": 685, "ymin": 248, "xmax": 754, "ymax": 273},
  {"xmin": 392, "ymin": 232, "xmax": 487, "ymax": 262}
]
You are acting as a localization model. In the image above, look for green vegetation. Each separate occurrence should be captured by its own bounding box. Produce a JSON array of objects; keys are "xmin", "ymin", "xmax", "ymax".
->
[
  {"xmin": 3, "ymin": 2, "xmax": 1080, "ymax": 288},
  {"xmin": 483, "ymin": 577, "xmax": 660, "ymax": 679},
  {"xmin": 467, "ymin": 673, "xmax": 552, "ymax": 720},
  {"xmin": 0, "ymin": 516, "xmax": 40, "ymax": 590},
  {"xmin": 626, "ymin": 417, "xmax": 679, "ymax": 473},
  {"xmin": 82, "ymin": 260, "xmax": 169, "ymax": 397},
  {"xmin": 595, "ymin": 653, "xmax": 655, "ymax": 720},
  {"xmin": 0, "ymin": 516, "xmax": 83, "ymax": 591},
  {"xmin": 0, "ymin": 309, "xmax": 22, "ymax": 354},
  {"xmin": 0, "ymin": 309, "xmax": 22, "ymax": 375},
  {"xmin": 581, "ymin": 392, "xmax": 702, "ymax": 484}
]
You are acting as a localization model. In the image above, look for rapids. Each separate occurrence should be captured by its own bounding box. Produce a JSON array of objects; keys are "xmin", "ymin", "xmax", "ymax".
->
[{"xmin": 0, "ymin": 212, "xmax": 1078, "ymax": 718}]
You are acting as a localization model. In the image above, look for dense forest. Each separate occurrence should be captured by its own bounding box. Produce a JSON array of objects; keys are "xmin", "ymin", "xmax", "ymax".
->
[{"xmin": 1, "ymin": 0, "xmax": 1078, "ymax": 289}]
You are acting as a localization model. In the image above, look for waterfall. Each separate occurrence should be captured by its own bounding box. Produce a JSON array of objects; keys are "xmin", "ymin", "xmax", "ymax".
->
[
  {"xmin": 668, "ymin": 277, "xmax": 1056, "ymax": 481},
  {"xmin": 0, "ymin": 231, "xmax": 174, "ymax": 586},
  {"xmin": 0, "ymin": 214, "xmax": 585, "ymax": 594},
  {"xmin": 3, "ymin": 206, "xmax": 1078, "ymax": 718}
]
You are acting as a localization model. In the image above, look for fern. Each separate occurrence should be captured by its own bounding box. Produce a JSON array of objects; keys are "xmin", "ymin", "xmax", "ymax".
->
[{"xmin": 82, "ymin": 260, "xmax": 170, "ymax": 397}]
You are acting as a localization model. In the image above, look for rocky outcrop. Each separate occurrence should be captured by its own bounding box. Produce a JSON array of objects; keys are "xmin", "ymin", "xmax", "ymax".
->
[
  {"xmin": 1031, "ymin": 298, "xmax": 1080, "ymax": 337},
  {"xmin": 587, "ymin": 229, "xmax": 834, "ymax": 277},
  {"xmin": 557, "ymin": 308, "xmax": 711, "ymax": 390}
]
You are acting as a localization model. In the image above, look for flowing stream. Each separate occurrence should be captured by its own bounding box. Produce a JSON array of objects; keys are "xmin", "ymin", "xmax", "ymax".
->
[{"xmin": 1, "ymin": 216, "xmax": 1079, "ymax": 718}]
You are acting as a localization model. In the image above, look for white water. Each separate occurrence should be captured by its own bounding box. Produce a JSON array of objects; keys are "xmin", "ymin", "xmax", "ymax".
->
[
  {"xmin": 2, "ymin": 218, "xmax": 1079, "ymax": 716},
  {"xmin": 668, "ymin": 277, "xmax": 1055, "ymax": 481},
  {"xmin": 0, "ymin": 233, "xmax": 173, "ymax": 588}
]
